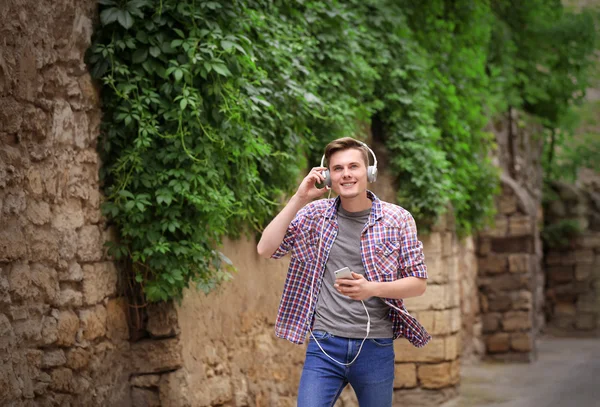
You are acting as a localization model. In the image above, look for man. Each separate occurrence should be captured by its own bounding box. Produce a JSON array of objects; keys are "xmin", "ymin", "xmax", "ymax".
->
[{"xmin": 257, "ymin": 137, "xmax": 430, "ymax": 407}]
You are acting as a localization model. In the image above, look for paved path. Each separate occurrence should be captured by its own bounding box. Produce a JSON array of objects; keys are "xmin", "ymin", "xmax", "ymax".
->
[{"xmin": 441, "ymin": 336, "xmax": 600, "ymax": 407}]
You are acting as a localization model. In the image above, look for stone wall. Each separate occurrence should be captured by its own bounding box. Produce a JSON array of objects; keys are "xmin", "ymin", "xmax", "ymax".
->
[
  {"xmin": 544, "ymin": 181, "xmax": 600, "ymax": 335},
  {"xmin": 477, "ymin": 112, "xmax": 546, "ymax": 362},
  {"xmin": 0, "ymin": 1, "xmax": 133, "ymax": 405}
]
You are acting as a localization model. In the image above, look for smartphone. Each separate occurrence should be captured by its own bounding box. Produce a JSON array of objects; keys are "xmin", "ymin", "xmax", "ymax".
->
[{"xmin": 334, "ymin": 267, "xmax": 354, "ymax": 280}]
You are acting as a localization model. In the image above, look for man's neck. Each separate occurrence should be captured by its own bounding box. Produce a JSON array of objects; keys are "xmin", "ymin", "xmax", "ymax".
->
[{"xmin": 339, "ymin": 193, "xmax": 372, "ymax": 213}]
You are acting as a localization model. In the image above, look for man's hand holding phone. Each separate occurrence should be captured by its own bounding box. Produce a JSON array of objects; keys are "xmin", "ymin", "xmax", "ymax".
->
[{"xmin": 334, "ymin": 267, "xmax": 375, "ymax": 301}]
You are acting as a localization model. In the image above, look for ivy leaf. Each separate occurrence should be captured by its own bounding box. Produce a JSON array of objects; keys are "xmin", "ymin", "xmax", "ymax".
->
[
  {"xmin": 116, "ymin": 10, "xmax": 134, "ymax": 29},
  {"xmin": 149, "ymin": 46, "xmax": 161, "ymax": 58},
  {"xmin": 98, "ymin": 0, "xmax": 117, "ymax": 5},
  {"xmin": 100, "ymin": 7, "xmax": 119, "ymax": 25},
  {"xmin": 132, "ymin": 48, "xmax": 148, "ymax": 64},
  {"xmin": 221, "ymin": 40, "xmax": 235, "ymax": 51},
  {"xmin": 174, "ymin": 69, "xmax": 183, "ymax": 82},
  {"xmin": 212, "ymin": 64, "xmax": 231, "ymax": 77}
]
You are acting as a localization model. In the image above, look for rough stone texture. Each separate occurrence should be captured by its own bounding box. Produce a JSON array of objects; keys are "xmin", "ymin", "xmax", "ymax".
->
[
  {"xmin": 476, "ymin": 112, "xmax": 545, "ymax": 362},
  {"xmin": 146, "ymin": 301, "xmax": 180, "ymax": 339},
  {"xmin": 477, "ymin": 174, "xmax": 544, "ymax": 361},
  {"xmin": 130, "ymin": 338, "xmax": 184, "ymax": 374},
  {"xmin": 0, "ymin": 1, "xmax": 132, "ymax": 405},
  {"xmin": 544, "ymin": 181, "xmax": 600, "ymax": 337}
]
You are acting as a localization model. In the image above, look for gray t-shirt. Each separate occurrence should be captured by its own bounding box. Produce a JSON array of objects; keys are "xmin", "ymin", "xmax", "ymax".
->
[{"xmin": 313, "ymin": 205, "xmax": 393, "ymax": 338}]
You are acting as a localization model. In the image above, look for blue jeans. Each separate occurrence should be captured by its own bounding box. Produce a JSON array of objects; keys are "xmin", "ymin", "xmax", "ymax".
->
[{"xmin": 297, "ymin": 331, "xmax": 395, "ymax": 407}]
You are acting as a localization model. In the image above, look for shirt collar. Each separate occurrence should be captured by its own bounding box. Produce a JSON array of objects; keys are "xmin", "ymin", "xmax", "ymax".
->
[{"xmin": 324, "ymin": 190, "xmax": 383, "ymax": 225}]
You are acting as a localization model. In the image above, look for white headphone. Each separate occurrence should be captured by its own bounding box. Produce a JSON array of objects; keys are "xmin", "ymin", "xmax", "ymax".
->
[{"xmin": 320, "ymin": 141, "xmax": 378, "ymax": 187}]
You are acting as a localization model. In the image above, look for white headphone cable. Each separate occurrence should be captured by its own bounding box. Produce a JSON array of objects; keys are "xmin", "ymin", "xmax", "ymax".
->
[{"xmin": 306, "ymin": 203, "xmax": 371, "ymax": 367}]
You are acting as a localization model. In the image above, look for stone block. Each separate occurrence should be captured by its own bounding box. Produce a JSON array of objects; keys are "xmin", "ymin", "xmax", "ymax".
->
[
  {"xmin": 510, "ymin": 290, "xmax": 532, "ymax": 311},
  {"xmin": 58, "ymin": 287, "xmax": 83, "ymax": 308},
  {"xmin": 14, "ymin": 317, "xmax": 43, "ymax": 342},
  {"xmin": 576, "ymin": 294, "xmax": 597, "ymax": 313},
  {"xmin": 509, "ymin": 254, "xmax": 531, "ymax": 273},
  {"xmin": 66, "ymin": 348, "xmax": 91, "ymax": 371},
  {"xmin": 481, "ymin": 216, "xmax": 508, "ymax": 238},
  {"xmin": 510, "ymin": 333, "xmax": 533, "ymax": 352},
  {"xmin": 393, "ymin": 363, "xmax": 417, "ymax": 389},
  {"xmin": 79, "ymin": 304, "xmax": 107, "ymax": 341},
  {"xmin": 395, "ymin": 337, "xmax": 444, "ymax": 363},
  {"xmin": 498, "ymin": 195, "xmax": 518, "ymax": 214},
  {"xmin": 576, "ymin": 233, "xmax": 600, "ymax": 249},
  {"xmin": 42, "ymin": 350, "xmax": 66, "ymax": 368},
  {"xmin": 555, "ymin": 301, "xmax": 576, "ymax": 316},
  {"xmin": 10, "ymin": 306, "xmax": 28, "ymax": 321},
  {"xmin": 132, "ymin": 387, "xmax": 161, "ymax": 407},
  {"xmin": 82, "ymin": 262, "xmax": 118, "ymax": 305},
  {"xmin": 442, "ymin": 232, "xmax": 454, "ymax": 257},
  {"xmin": 394, "ymin": 336, "xmax": 457, "ymax": 363},
  {"xmin": 26, "ymin": 200, "xmax": 51, "ymax": 225},
  {"xmin": 486, "ymin": 333, "xmax": 510, "ymax": 353},
  {"xmin": 0, "ymin": 273, "xmax": 10, "ymax": 305},
  {"xmin": 478, "ymin": 238, "xmax": 491, "ymax": 256},
  {"xmin": 28, "ymin": 227, "xmax": 60, "ymax": 265},
  {"xmin": 50, "ymin": 367, "xmax": 74, "ymax": 393},
  {"xmin": 447, "ymin": 280, "xmax": 460, "ymax": 308},
  {"xmin": 404, "ymin": 284, "xmax": 449, "ymax": 311},
  {"xmin": 491, "ymin": 236, "xmax": 534, "ymax": 254},
  {"xmin": 478, "ymin": 255, "xmax": 508, "ymax": 274},
  {"xmin": 546, "ymin": 252, "xmax": 576, "ymax": 266},
  {"xmin": 424, "ymin": 256, "xmax": 448, "ymax": 284},
  {"xmin": 575, "ymin": 264, "xmax": 594, "ymax": 281},
  {"xmin": 502, "ymin": 311, "xmax": 531, "ymax": 331},
  {"xmin": 479, "ymin": 274, "xmax": 530, "ymax": 293},
  {"xmin": 418, "ymin": 362, "xmax": 453, "ymax": 389},
  {"xmin": 422, "ymin": 232, "xmax": 443, "ymax": 257},
  {"xmin": 41, "ymin": 315, "xmax": 58, "ymax": 345},
  {"xmin": 50, "ymin": 199, "xmax": 84, "ymax": 232},
  {"xmin": 31, "ymin": 263, "xmax": 60, "ymax": 306},
  {"xmin": 9, "ymin": 262, "xmax": 38, "ymax": 301},
  {"xmin": 58, "ymin": 229, "xmax": 79, "ymax": 262},
  {"xmin": 414, "ymin": 308, "xmax": 460, "ymax": 335},
  {"xmin": 158, "ymin": 369, "xmax": 192, "ymax": 407},
  {"xmin": 56, "ymin": 310, "xmax": 79, "ymax": 347},
  {"xmin": 574, "ymin": 250, "xmax": 594, "ymax": 265},
  {"xmin": 131, "ymin": 374, "xmax": 161, "ymax": 388},
  {"xmin": 130, "ymin": 338, "xmax": 183, "ymax": 374},
  {"xmin": 106, "ymin": 298, "xmax": 129, "ymax": 341},
  {"xmin": 59, "ymin": 262, "xmax": 83, "ymax": 282},
  {"xmin": 508, "ymin": 215, "xmax": 533, "ymax": 237},
  {"xmin": 147, "ymin": 301, "xmax": 180, "ymax": 338},
  {"xmin": 77, "ymin": 225, "xmax": 103, "ymax": 261},
  {"xmin": 444, "ymin": 334, "xmax": 459, "ymax": 360},
  {"xmin": 482, "ymin": 313, "xmax": 502, "ymax": 333},
  {"xmin": 575, "ymin": 313, "xmax": 597, "ymax": 330}
]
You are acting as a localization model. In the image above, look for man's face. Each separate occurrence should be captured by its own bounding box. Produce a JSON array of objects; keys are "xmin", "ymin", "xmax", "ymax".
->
[{"xmin": 328, "ymin": 148, "xmax": 368, "ymax": 199}]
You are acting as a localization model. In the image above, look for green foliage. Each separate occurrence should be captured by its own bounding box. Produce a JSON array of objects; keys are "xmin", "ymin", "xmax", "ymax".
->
[
  {"xmin": 541, "ymin": 219, "xmax": 582, "ymax": 249},
  {"xmin": 89, "ymin": 0, "xmax": 598, "ymax": 301}
]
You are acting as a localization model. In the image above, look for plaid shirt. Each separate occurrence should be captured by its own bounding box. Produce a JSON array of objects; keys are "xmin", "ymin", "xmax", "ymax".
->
[{"xmin": 272, "ymin": 191, "xmax": 431, "ymax": 347}]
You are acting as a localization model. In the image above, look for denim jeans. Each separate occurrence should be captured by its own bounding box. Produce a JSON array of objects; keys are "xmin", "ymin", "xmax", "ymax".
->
[{"xmin": 297, "ymin": 330, "xmax": 395, "ymax": 407}]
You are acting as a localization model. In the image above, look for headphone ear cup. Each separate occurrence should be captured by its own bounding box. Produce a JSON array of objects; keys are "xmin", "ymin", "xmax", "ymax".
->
[
  {"xmin": 367, "ymin": 166, "xmax": 378, "ymax": 183},
  {"xmin": 322, "ymin": 170, "xmax": 331, "ymax": 187}
]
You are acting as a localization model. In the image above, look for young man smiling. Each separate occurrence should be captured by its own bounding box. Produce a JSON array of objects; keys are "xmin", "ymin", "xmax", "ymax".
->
[{"xmin": 257, "ymin": 137, "xmax": 430, "ymax": 406}]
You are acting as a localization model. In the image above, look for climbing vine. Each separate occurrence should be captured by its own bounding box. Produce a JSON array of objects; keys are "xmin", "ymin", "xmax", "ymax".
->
[{"xmin": 89, "ymin": 0, "xmax": 597, "ymax": 301}]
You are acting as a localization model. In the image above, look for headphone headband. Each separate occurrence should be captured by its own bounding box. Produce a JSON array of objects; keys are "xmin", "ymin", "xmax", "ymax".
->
[{"xmin": 320, "ymin": 141, "xmax": 378, "ymax": 168}]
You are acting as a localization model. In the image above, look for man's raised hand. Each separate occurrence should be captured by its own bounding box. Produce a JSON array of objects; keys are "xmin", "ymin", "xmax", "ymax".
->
[{"xmin": 295, "ymin": 167, "xmax": 329, "ymax": 201}]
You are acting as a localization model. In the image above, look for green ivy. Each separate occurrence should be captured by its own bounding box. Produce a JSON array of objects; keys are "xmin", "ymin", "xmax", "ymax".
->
[{"xmin": 88, "ymin": 0, "xmax": 598, "ymax": 301}]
